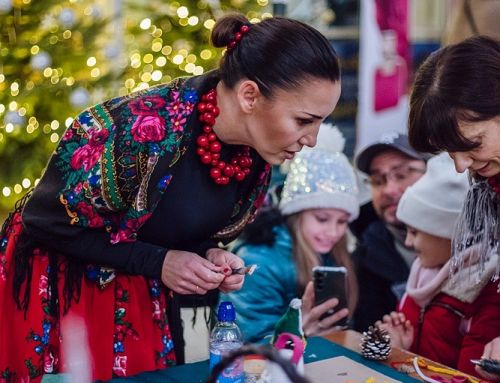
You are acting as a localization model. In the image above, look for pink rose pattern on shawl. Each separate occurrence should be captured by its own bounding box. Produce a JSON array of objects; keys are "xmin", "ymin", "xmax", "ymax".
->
[
  {"xmin": 56, "ymin": 85, "xmax": 196, "ymax": 242},
  {"xmin": 131, "ymin": 115, "xmax": 166, "ymax": 142}
]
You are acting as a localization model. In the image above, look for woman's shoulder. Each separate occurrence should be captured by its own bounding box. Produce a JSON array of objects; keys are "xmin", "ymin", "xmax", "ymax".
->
[
  {"xmin": 82, "ymin": 71, "xmax": 219, "ymax": 120},
  {"xmin": 100, "ymin": 76, "xmax": 196, "ymax": 113}
]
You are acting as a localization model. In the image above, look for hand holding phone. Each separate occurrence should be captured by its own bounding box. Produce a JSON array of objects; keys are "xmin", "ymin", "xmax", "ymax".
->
[{"xmin": 312, "ymin": 266, "xmax": 348, "ymax": 325}]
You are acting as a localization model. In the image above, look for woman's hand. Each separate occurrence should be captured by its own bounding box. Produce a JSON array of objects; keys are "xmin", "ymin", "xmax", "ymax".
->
[
  {"xmin": 161, "ymin": 249, "xmax": 225, "ymax": 295},
  {"xmin": 301, "ymin": 281, "xmax": 349, "ymax": 337},
  {"xmin": 375, "ymin": 311, "xmax": 413, "ymax": 350},
  {"xmin": 476, "ymin": 337, "xmax": 500, "ymax": 382},
  {"xmin": 206, "ymin": 248, "xmax": 245, "ymax": 293}
]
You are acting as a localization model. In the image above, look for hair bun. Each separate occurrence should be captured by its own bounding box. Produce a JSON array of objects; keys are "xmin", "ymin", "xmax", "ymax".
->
[{"xmin": 211, "ymin": 13, "xmax": 250, "ymax": 48}]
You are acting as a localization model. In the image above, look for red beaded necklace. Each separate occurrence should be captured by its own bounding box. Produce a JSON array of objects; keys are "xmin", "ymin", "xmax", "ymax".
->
[{"xmin": 196, "ymin": 88, "xmax": 253, "ymax": 185}]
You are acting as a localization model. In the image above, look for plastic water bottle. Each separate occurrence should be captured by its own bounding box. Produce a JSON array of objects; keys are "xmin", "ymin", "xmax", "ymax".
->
[{"xmin": 209, "ymin": 301, "xmax": 244, "ymax": 383}]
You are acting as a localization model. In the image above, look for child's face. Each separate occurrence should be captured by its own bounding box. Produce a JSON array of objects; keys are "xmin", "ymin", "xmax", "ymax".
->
[
  {"xmin": 299, "ymin": 208, "xmax": 349, "ymax": 254},
  {"xmin": 404, "ymin": 226, "xmax": 451, "ymax": 268}
]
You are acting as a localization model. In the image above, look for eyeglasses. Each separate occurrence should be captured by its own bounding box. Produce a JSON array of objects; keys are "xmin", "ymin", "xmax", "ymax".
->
[{"xmin": 366, "ymin": 164, "xmax": 426, "ymax": 188}]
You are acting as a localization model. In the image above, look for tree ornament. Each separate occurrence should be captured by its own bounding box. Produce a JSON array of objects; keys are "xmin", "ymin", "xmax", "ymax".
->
[
  {"xmin": 70, "ymin": 87, "xmax": 90, "ymax": 108},
  {"xmin": 41, "ymin": 14, "xmax": 56, "ymax": 29},
  {"xmin": 4, "ymin": 111, "xmax": 25, "ymax": 126},
  {"xmin": 88, "ymin": 5, "xmax": 102, "ymax": 19},
  {"xmin": 360, "ymin": 326, "xmax": 391, "ymax": 361},
  {"xmin": 0, "ymin": 0, "xmax": 12, "ymax": 13},
  {"xmin": 104, "ymin": 44, "xmax": 120, "ymax": 59},
  {"xmin": 59, "ymin": 8, "xmax": 76, "ymax": 28},
  {"xmin": 30, "ymin": 51, "xmax": 52, "ymax": 71}
]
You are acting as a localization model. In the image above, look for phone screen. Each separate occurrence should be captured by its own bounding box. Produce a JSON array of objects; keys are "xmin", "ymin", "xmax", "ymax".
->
[{"xmin": 312, "ymin": 266, "xmax": 348, "ymax": 324}]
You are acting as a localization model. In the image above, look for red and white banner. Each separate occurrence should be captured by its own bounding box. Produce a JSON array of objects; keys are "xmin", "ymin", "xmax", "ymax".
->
[{"xmin": 356, "ymin": 0, "xmax": 410, "ymax": 152}]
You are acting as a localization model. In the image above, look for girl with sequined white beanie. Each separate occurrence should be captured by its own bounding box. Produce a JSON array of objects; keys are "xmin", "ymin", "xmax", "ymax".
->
[
  {"xmin": 279, "ymin": 148, "xmax": 360, "ymax": 221},
  {"xmin": 222, "ymin": 124, "xmax": 360, "ymax": 342},
  {"xmin": 278, "ymin": 124, "xmax": 360, "ymax": 325}
]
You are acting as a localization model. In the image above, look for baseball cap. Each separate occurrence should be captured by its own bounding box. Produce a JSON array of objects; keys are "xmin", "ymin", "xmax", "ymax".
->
[{"xmin": 355, "ymin": 132, "xmax": 431, "ymax": 174}]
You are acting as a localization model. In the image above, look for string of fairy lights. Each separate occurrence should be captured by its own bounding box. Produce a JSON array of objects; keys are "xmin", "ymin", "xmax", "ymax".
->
[{"xmin": 0, "ymin": 0, "xmax": 270, "ymax": 206}]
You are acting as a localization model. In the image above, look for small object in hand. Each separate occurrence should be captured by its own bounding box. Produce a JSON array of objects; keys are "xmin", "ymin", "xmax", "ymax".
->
[
  {"xmin": 360, "ymin": 325, "xmax": 391, "ymax": 361},
  {"xmin": 231, "ymin": 264, "xmax": 258, "ymax": 275},
  {"xmin": 470, "ymin": 359, "xmax": 500, "ymax": 375}
]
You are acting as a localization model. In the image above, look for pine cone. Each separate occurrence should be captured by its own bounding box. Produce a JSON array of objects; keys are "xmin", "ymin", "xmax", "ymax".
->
[{"xmin": 360, "ymin": 326, "xmax": 391, "ymax": 361}]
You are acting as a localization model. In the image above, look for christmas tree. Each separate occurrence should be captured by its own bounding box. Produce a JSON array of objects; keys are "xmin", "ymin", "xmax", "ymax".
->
[{"xmin": 0, "ymin": 0, "xmax": 268, "ymax": 217}]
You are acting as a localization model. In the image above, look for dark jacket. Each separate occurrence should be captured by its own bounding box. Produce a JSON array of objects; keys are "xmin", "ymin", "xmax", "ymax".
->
[{"xmin": 352, "ymin": 219, "xmax": 411, "ymax": 332}]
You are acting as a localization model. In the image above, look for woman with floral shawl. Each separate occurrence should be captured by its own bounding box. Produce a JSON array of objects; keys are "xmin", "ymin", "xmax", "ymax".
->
[{"xmin": 0, "ymin": 13, "xmax": 342, "ymax": 382}]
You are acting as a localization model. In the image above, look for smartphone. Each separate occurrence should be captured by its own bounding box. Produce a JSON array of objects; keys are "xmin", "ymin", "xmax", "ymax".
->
[{"xmin": 312, "ymin": 266, "xmax": 348, "ymax": 325}]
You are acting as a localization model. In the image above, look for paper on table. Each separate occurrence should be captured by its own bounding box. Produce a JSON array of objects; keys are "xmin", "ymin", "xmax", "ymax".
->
[{"xmin": 305, "ymin": 355, "xmax": 401, "ymax": 383}]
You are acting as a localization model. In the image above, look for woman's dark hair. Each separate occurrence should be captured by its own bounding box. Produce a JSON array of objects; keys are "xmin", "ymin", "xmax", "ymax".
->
[
  {"xmin": 409, "ymin": 35, "xmax": 500, "ymax": 153},
  {"xmin": 211, "ymin": 14, "xmax": 340, "ymax": 98}
]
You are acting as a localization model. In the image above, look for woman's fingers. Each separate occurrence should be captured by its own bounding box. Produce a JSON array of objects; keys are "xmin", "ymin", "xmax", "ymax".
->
[
  {"xmin": 161, "ymin": 248, "xmax": 249, "ymax": 295},
  {"xmin": 206, "ymin": 248, "xmax": 244, "ymax": 270},
  {"xmin": 161, "ymin": 249, "xmax": 225, "ymax": 294},
  {"xmin": 175, "ymin": 282, "xmax": 208, "ymax": 295},
  {"xmin": 193, "ymin": 265, "xmax": 225, "ymax": 289},
  {"xmin": 205, "ymin": 248, "xmax": 246, "ymax": 293},
  {"xmin": 219, "ymin": 274, "xmax": 244, "ymax": 293}
]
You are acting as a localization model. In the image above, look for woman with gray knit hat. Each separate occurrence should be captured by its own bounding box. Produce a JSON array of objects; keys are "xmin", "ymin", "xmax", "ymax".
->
[
  {"xmin": 377, "ymin": 153, "xmax": 500, "ymax": 376},
  {"xmin": 221, "ymin": 125, "xmax": 360, "ymax": 342}
]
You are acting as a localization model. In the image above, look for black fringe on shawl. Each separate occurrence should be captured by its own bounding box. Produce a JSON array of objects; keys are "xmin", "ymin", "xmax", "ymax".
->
[{"xmin": 2, "ymin": 191, "xmax": 85, "ymax": 318}]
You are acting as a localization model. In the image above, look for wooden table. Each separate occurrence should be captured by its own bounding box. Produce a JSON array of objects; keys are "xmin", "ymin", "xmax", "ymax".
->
[{"xmin": 325, "ymin": 330, "xmax": 481, "ymax": 383}]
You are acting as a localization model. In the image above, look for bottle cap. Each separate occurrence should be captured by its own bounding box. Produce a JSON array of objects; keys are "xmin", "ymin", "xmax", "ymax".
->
[{"xmin": 217, "ymin": 301, "xmax": 236, "ymax": 322}]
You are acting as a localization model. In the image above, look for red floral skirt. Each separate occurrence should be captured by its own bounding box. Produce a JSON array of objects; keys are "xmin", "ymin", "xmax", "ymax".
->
[{"xmin": 0, "ymin": 213, "xmax": 176, "ymax": 382}]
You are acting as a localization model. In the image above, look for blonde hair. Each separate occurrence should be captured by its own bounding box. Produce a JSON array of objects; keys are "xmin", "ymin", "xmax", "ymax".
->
[{"xmin": 286, "ymin": 213, "xmax": 359, "ymax": 315}]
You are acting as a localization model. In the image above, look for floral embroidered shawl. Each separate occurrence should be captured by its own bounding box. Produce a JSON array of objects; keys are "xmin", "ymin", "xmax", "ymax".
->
[{"xmin": 17, "ymin": 71, "xmax": 270, "ymax": 285}]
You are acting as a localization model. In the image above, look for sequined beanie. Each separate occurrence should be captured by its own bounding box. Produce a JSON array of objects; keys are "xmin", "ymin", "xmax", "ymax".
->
[{"xmin": 279, "ymin": 148, "xmax": 360, "ymax": 222}]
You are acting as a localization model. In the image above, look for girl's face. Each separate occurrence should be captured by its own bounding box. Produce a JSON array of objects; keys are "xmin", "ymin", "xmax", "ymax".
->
[
  {"xmin": 247, "ymin": 79, "xmax": 341, "ymax": 165},
  {"xmin": 404, "ymin": 226, "xmax": 451, "ymax": 268},
  {"xmin": 449, "ymin": 116, "xmax": 500, "ymax": 177},
  {"xmin": 299, "ymin": 208, "xmax": 349, "ymax": 254}
]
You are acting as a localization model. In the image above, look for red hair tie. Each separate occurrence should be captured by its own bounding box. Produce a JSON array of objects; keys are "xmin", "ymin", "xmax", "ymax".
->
[{"xmin": 227, "ymin": 24, "xmax": 250, "ymax": 51}]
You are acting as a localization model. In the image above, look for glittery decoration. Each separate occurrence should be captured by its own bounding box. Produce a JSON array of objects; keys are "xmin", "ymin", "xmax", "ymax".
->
[{"xmin": 279, "ymin": 149, "xmax": 359, "ymax": 220}]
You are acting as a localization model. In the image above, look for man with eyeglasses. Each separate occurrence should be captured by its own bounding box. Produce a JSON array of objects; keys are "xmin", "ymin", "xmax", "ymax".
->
[{"xmin": 351, "ymin": 132, "xmax": 430, "ymax": 332}]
